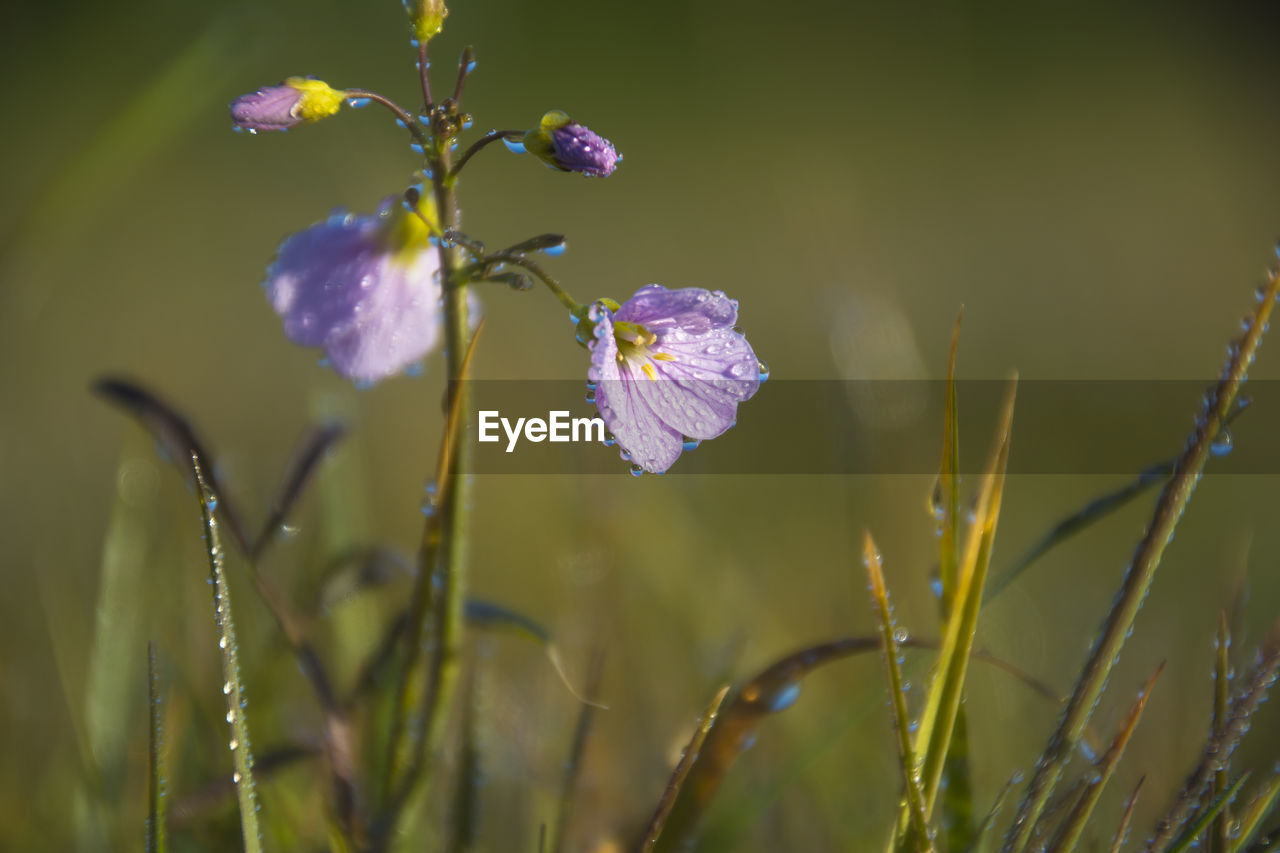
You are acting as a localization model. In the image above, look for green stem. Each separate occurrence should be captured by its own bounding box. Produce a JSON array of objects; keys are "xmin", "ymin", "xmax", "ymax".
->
[
  {"xmin": 422, "ymin": 132, "xmax": 471, "ymax": 773},
  {"xmin": 489, "ymin": 253, "xmax": 584, "ymax": 315}
]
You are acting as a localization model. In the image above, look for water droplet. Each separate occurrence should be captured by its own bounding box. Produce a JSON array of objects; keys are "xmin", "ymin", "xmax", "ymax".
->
[
  {"xmin": 629, "ymin": 463, "xmax": 644, "ymax": 477},
  {"xmin": 930, "ymin": 577, "xmax": 943, "ymax": 599},
  {"xmin": 682, "ymin": 437, "xmax": 701, "ymax": 451},
  {"xmin": 765, "ymin": 682, "xmax": 802, "ymax": 712},
  {"xmin": 466, "ymin": 60, "xmax": 478, "ymax": 73},
  {"xmin": 542, "ymin": 242, "xmax": 567, "ymax": 256},
  {"xmin": 410, "ymin": 142, "xmax": 425, "ymax": 154},
  {"xmin": 604, "ymin": 432, "xmax": 616, "ymax": 447},
  {"xmin": 893, "ymin": 627, "xmax": 910, "ymax": 644},
  {"xmin": 503, "ymin": 137, "xmax": 526, "ymax": 154},
  {"xmin": 585, "ymin": 389, "xmax": 596, "ymax": 404},
  {"xmin": 346, "ymin": 97, "xmax": 371, "ymax": 109},
  {"xmin": 757, "ymin": 360, "xmax": 771, "ymax": 382},
  {"xmin": 1211, "ymin": 429, "xmax": 1233, "ymax": 457}
]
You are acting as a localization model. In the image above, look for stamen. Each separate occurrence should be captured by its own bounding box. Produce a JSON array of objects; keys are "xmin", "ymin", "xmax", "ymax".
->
[
  {"xmin": 642, "ymin": 362, "xmax": 658, "ymax": 381},
  {"xmin": 653, "ymin": 352, "xmax": 675, "ymax": 361}
]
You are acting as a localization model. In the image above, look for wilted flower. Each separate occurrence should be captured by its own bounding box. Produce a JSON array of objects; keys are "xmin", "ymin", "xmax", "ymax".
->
[
  {"xmin": 230, "ymin": 78, "xmax": 346, "ymax": 132},
  {"xmin": 587, "ymin": 285, "xmax": 764, "ymax": 473},
  {"xmin": 265, "ymin": 195, "xmax": 445, "ymax": 383},
  {"xmin": 524, "ymin": 111, "xmax": 619, "ymax": 177}
]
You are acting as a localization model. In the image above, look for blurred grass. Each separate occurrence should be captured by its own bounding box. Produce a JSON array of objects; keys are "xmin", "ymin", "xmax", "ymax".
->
[{"xmin": 5, "ymin": 0, "xmax": 1280, "ymax": 850}]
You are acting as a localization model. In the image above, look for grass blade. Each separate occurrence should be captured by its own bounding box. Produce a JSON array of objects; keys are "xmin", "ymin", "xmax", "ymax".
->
[
  {"xmin": 1108, "ymin": 778, "xmax": 1146, "ymax": 853},
  {"xmin": 933, "ymin": 310, "xmax": 977, "ymax": 851},
  {"xmin": 1213, "ymin": 613, "xmax": 1233, "ymax": 853},
  {"xmin": 1046, "ymin": 664, "xmax": 1163, "ymax": 852},
  {"xmin": 865, "ymin": 531, "xmax": 935, "ymax": 852},
  {"xmin": 94, "ymin": 377, "xmax": 251, "ymax": 553},
  {"xmin": 641, "ymin": 685, "xmax": 730, "ymax": 851},
  {"xmin": 1148, "ymin": 625, "xmax": 1280, "ymax": 850},
  {"xmin": 146, "ymin": 643, "xmax": 167, "ymax": 853},
  {"xmin": 192, "ymin": 453, "xmax": 263, "ymax": 853},
  {"xmin": 909, "ymin": 375, "xmax": 1017, "ymax": 838},
  {"xmin": 1230, "ymin": 774, "xmax": 1280, "ymax": 852},
  {"xmin": 551, "ymin": 648, "xmax": 606, "ymax": 853},
  {"xmin": 250, "ymin": 422, "xmax": 347, "ymax": 560},
  {"xmin": 1005, "ymin": 261, "xmax": 1280, "ymax": 853},
  {"xmin": 1164, "ymin": 776, "xmax": 1251, "ymax": 853},
  {"xmin": 965, "ymin": 772, "xmax": 1021, "ymax": 853}
]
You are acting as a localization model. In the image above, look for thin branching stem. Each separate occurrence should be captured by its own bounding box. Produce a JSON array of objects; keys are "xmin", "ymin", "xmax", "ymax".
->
[
  {"xmin": 449, "ymin": 130, "xmax": 524, "ymax": 182},
  {"xmin": 1004, "ymin": 265, "xmax": 1280, "ymax": 853},
  {"xmin": 343, "ymin": 89, "xmax": 428, "ymax": 146},
  {"xmin": 417, "ymin": 41, "xmax": 434, "ymax": 110}
]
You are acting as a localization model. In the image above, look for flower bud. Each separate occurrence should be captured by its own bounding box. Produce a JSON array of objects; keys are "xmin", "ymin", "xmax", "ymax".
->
[
  {"xmin": 523, "ymin": 111, "xmax": 619, "ymax": 177},
  {"xmin": 229, "ymin": 78, "xmax": 346, "ymax": 132},
  {"xmin": 404, "ymin": 0, "xmax": 447, "ymax": 43}
]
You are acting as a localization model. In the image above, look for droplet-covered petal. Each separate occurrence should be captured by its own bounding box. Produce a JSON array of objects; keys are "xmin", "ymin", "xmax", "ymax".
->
[
  {"xmin": 524, "ymin": 111, "xmax": 619, "ymax": 177},
  {"xmin": 591, "ymin": 310, "xmax": 684, "ymax": 473},
  {"xmin": 589, "ymin": 285, "xmax": 762, "ymax": 473},
  {"xmin": 230, "ymin": 85, "xmax": 304, "ymax": 131},
  {"xmin": 264, "ymin": 203, "xmax": 443, "ymax": 383}
]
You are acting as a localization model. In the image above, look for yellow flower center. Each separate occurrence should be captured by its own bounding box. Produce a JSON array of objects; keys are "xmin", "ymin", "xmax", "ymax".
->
[{"xmin": 613, "ymin": 321, "xmax": 673, "ymax": 380}]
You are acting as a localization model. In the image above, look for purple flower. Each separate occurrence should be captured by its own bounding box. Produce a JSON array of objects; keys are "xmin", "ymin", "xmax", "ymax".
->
[
  {"xmin": 524, "ymin": 110, "xmax": 619, "ymax": 177},
  {"xmin": 230, "ymin": 78, "xmax": 346, "ymax": 133},
  {"xmin": 265, "ymin": 198, "xmax": 444, "ymax": 383},
  {"xmin": 587, "ymin": 285, "xmax": 764, "ymax": 473}
]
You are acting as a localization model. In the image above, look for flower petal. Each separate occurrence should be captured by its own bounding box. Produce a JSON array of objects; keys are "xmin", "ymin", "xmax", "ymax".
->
[
  {"xmin": 591, "ymin": 309, "xmax": 683, "ymax": 473},
  {"xmin": 265, "ymin": 209, "xmax": 443, "ymax": 382},
  {"xmin": 615, "ymin": 285, "xmax": 738, "ymax": 333}
]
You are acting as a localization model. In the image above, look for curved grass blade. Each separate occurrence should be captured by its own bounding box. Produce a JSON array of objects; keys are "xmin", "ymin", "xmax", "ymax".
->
[
  {"xmin": 1108, "ymin": 778, "xmax": 1145, "ymax": 853},
  {"xmin": 551, "ymin": 648, "xmax": 606, "ymax": 853},
  {"xmin": 146, "ymin": 643, "xmax": 167, "ymax": 853},
  {"xmin": 1148, "ymin": 625, "xmax": 1280, "ymax": 851},
  {"xmin": 1231, "ymin": 774, "xmax": 1280, "ymax": 852},
  {"xmin": 641, "ymin": 686, "xmax": 730, "ymax": 851},
  {"xmin": 1046, "ymin": 664, "xmax": 1163, "ymax": 852},
  {"xmin": 94, "ymin": 377, "xmax": 251, "ymax": 553},
  {"xmin": 985, "ymin": 399, "xmax": 1248, "ymax": 606},
  {"xmin": 191, "ymin": 454, "xmax": 262, "ymax": 853},
  {"xmin": 652, "ymin": 638, "xmax": 876, "ymax": 850},
  {"xmin": 865, "ymin": 532, "xmax": 934, "ymax": 853},
  {"xmin": 908, "ymin": 376, "xmax": 1016, "ymax": 842},
  {"xmin": 1164, "ymin": 776, "xmax": 1251, "ymax": 853},
  {"xmin": 965, "ymin": 772, "xmax": 1022, "ymax": 853},
  {"xmin": 984, "ymin": 460, "xmax": 1169, "ymax": 605},
  {"xmin": 168, "ymin": 744, "xmax": 320, "ymax": 827},
  {"xmin": 1005, "ymin": 262, "xmax": 1280, "ymax": 853},
  {"xmin": 649, "ymin": 630, "xmax": 1077, "ymax": 852},
  {"xmin": 250, "ymin": 422, "xmax": 347, "ymax": 561}
]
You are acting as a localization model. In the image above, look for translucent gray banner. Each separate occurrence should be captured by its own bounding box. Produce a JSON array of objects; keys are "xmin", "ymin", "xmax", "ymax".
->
[{"xmin": 460, "ymin": 380, "xmax": 1268, "ymax": 475}]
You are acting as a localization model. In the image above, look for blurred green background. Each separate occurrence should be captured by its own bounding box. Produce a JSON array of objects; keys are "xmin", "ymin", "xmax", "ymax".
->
[{"xmin": 5, "ymin": 0, "xmax": 1280, "ymax": 849}]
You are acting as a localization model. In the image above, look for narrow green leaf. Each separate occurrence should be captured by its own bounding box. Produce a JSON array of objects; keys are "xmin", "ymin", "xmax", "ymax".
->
[
  {"xmin": 1107, "ymin": 778, "xmax": 1145, "ymax": 853},
  {"xmin": 1165, "ymin": 776, "xmax": 1251, "ymax": 853},
  {"xmin": 1005, "ymin": 263, "xmax": 1280, "ymax": 853},
  {"xmin": 1046, "ymin": 664, "xmax": 1163, "ymax": 852},
  {"xmin": 911, "ymin": 376, "xmax": 1017, "ymax": 831},
  {"xmin": 146, "ymin": 643, "xmax": 167, "ymax": 853},
  {"xmin": 642, "ymin": 685, "xmax": 730, "ymax": 851},
  {"xmin": 935, "ymin": 310, "xmax": 977, "ymax": 853},
  {"xmin": 192, "ymin": 454, "xmax": 263, "ymax": 853},
  {"xmin": 865, "ymin": 531, "xmax": 934, "ymax": 853},
  {"xmin": 1230, "ymin": 774, "xmax": 1280, "ymax": 852}
]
